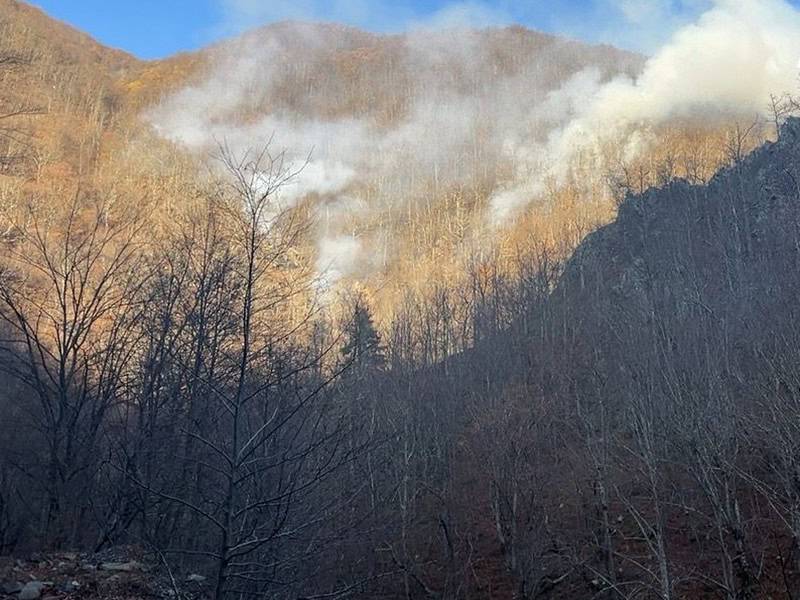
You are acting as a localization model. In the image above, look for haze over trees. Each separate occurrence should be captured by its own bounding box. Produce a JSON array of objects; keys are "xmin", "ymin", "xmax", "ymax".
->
[{"xmin": 4, "ymin": 0, "xmax": 800, "ymax": 599}]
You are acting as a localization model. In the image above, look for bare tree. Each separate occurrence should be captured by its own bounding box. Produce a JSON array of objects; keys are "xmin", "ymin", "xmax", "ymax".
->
[
  {"xmin": 768, "ymin": 93, "xmax": 800, "ymax": 138},
  {"xmin": 0, "ymin": 192, "xmax": 146, "ymax": 546},
  {"xmin": 0, "ymin": 43, "xmax": 42, "ymax": 171},
  {"xmin": 118, "ymin": 145, "xmax": 355, "ymax": 599}
]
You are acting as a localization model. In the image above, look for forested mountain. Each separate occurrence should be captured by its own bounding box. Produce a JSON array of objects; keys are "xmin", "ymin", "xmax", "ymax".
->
[
  {"xmin": 438, "ymin": 115, "xmax": 800, "ymax": 599},
  {"xmin": 1, "ymin": 1, "xmax": 799, "ymax": 599},
  {"xmin": 0, "ymin": 0, "xmax": 137, "ymax": 176}
]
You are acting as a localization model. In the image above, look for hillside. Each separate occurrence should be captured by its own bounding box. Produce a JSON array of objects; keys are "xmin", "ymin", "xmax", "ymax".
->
[
  {"xmin": 139, "ymin": 23, "xmax": 648, "ymax": 300},
  {"xmin": 1, "ymin": 4, "xmax": 797, "ymax": 599},
  {"xmin": 0, "ymin": 0, "xmax": 140, "ymax": 179},
  {"xmin": 126, "ymin": 22, "xmax": 643, "ymax": 118},
  {"xmin": 0, "ymin": 6, "xmax": 645, "ymax": 291},
  {"xmin": 387, "ymin": 116, "xmax": 800, "ymax": 598},
  {"xmin": 0, "ymin": 3, "xmax": 755, "ymax": 324}
]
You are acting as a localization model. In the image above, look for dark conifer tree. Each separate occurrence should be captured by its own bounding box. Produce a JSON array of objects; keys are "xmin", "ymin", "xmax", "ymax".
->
[{"xmin": 341, "ymin": 295, "xmax": 385, "ymax": 375}]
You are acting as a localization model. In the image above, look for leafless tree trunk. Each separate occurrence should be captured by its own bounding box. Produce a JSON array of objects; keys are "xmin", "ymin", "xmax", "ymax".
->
[{"xmin": 0, "ymin": 193, "xmax": 146, "ymax": 546}]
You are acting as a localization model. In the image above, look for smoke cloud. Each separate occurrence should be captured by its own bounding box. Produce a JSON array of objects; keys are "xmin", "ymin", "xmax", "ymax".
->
[
  {"xmin": 489, "ymin": 0, "xmax": 800, "ymax": 223},
  {"xmin": 147, "ymin": 0, "xmax": 800, "ymax": 286}
]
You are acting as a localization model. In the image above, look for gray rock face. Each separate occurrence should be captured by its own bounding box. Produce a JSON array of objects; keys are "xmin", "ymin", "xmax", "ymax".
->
[
  {"xmin": 560, "ymin": 116, "xmax": 800, "ymax": 336},
  {"xmin": 18, "ymin": 581, "xmax": 45, "ymax": 600},
  {"xmin": 99, "ymin": 560, "xmax": 144, "ymax": 572}
]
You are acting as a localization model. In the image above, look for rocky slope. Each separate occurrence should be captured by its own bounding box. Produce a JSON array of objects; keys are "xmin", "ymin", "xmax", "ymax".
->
[{"xmin": 0, "ymin": 548, "xmax": 209, "ymax": 600}]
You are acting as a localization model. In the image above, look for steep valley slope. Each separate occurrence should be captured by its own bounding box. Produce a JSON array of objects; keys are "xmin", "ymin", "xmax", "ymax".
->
[{"xmin": 0, "ymin": 0, "xmax": 754, "ymax": 325}]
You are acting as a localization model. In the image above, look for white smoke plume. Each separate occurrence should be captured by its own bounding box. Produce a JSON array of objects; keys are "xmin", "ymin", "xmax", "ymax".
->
[
  {"xmin": 316, "ymin": 234, "xmax": 362, "ymax": 290},
  {"xmin": 489, "ymin": 0, "xmax": 800, "ymax": 223},
  {"xmin": 147, "ymin": 0, "xmax": 800, "ymax": 284}
]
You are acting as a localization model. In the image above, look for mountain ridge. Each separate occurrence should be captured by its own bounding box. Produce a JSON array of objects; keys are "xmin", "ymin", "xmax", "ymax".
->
[{"xmin": 1, "ymin": 0, "xmax": 138, "ymax": 69}]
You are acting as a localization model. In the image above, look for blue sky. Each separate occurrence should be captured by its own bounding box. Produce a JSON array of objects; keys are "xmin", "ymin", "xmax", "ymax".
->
[
  {"xmin": 26, "ymin": 0, "xmax": 797, "ymax": 60},
  {"xmin": 28, "ymin": 0, "xmax": 224, "ymax": 58}
]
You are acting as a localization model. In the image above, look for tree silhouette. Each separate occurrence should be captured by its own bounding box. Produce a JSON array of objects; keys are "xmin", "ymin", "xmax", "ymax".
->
[{"xmin": 341, "ymin": 295, "xmax": 385, "ymax": 375}]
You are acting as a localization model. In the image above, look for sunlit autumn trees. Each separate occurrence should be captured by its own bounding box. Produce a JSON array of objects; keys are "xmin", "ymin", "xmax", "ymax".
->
[{"xmin": 0, "ymin": 43, "xmax": 41, "ymax": 173}]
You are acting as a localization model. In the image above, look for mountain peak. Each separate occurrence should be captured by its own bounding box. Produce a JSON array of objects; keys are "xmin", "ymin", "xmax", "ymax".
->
[{"xmin": 0, "ymin": 0, "xmax": 138, "ymax": 68}]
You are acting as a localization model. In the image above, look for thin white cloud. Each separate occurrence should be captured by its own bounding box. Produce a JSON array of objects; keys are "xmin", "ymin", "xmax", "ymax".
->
[
  {"xmin": 407, "ymin": 2, "xmax": 510, "ymax": 31},
  {"xmin": 607, "ymin": 0, "xmax": 707, "ymax": 25},
  {"xmin": 587, "ymin": 0, "xmax": 713, "ymax": 52},
  {"xmin": 219, "ymin": 0, "xmax": 372, "ymax": 31},
  {"xmin": 216, "ymin": 0, "xmax": 509, "ymax": 35},
  {"xmin": 611, "ymin": 0, "xmax": 670, "ymax": 24}
]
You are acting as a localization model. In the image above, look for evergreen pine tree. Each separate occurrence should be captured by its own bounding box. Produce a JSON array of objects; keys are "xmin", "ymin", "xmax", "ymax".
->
[{"xmin": 341, "ymin": 295, "xmax": 385, "ymax": 375}]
